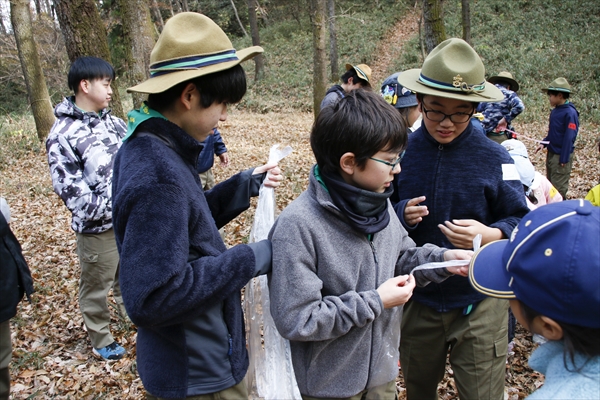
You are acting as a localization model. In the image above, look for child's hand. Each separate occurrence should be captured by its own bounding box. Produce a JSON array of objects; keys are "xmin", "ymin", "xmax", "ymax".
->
[
  {"xmin": 535, "ymin": 143, "xmax": 546, "ymax": 153},
  {"xmin": 438, "ymin": 219, "xmax": 503, "ymax": 248},
  {"xmin": 376, "ymin": 275, "xmax": 416, "ymax": 309},
  {"xmin": 218, "ymin": 152, "xmax": 230, "ymax": 167},
  {"xmin": 404, "ymin": 196, "xmax": 428, "ymax": 226},
  {"xmin": 253, "ymin": 162, "xmax": 283, "ymax": 188},
  {"xmin": 443, "ymin": 249, "xmax": 473, "ymax": 277},
  {"xmin": 494, "ymin": 117, "xmax": 508, "ymax": 132}
]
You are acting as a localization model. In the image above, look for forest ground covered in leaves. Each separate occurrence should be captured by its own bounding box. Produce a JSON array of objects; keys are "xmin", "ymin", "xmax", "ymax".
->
[{"xmin": 1, "ymin": 111, "xmax": 599, "ymax": 399}]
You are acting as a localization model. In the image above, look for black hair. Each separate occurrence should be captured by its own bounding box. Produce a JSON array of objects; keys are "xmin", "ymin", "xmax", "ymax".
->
[
  {"xmin": 494, "ymin": 80, "xmax": 511, "ymax": 90},
  {"xmin": 146, "ymin": 64, "xmax": 247, "ymax": 112},
  {"xmin": 396, "ymin": 106, "xmax": 417, "ymax": 122},
  {"xmin": 519, "ymin": 302, "xmax": 600, "ymax": 373},
  {"xmin": 311, "ymin": 89, "xmax": 407, "ymax": 175},
  {"xmin": 548, "ymin": 90, "xmax": 570, "ymax": 100},
  {"xmin": 341, "ymin": 68, "xmax": 370, "ymax": 88},
  {"xmin": 68, "ymin": 56, "xmax": 115, "ymax": 94}
]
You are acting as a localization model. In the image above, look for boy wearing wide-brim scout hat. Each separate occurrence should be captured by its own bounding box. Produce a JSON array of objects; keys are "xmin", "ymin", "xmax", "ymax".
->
[
  {"xmin": 111, "ymin": 12, "xmax": 283, "ymax": 399},
  {"xmin": 320, "ymin": 63, "xmax": 372, "ymax": 110},
  {"xmin": 537, "ymin": 76, "xmax": 579, "ymax": 200},
  {"xmin": 476, "ymin": 70, "xmax": 525, "ymax": 144},
  {"xmin": 345, "ymin": 63, "xmax": 372, "ymax": 86},
  {"xmin": 488, "ymin": 71, "xmax": 520, "ymax": 92},
  {"xmin": 391, "ymin": 38, "xmax": 529, "ymax": 400}
]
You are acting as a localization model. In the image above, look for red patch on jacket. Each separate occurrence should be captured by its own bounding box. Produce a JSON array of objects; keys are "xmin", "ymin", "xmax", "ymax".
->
[{"xmin": 568, "ymin": 122, "xmax": 577, "ymax": 130}]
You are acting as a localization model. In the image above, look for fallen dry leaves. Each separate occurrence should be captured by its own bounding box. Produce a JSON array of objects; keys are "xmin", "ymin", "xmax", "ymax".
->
[{"xmin": 1, "ymin": 111, "xmax": 598, "ymax": 399}]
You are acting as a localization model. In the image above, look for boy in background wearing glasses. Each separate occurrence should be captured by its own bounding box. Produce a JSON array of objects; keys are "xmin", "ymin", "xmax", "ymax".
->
[
  {"xmin": 268, "ymin": 89, "xmax": 472, "ymax": 399},
  {"xmin": 392, "ymin": 39, "xmax": 529, "ymax": 399}
]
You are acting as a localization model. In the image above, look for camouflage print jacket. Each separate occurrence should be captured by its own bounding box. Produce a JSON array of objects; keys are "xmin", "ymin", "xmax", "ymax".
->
[
  {"xmin": 46, "ymin": 97, "xmax": 126, "ymax": 234},
  {"xmin": 477, "ymin": 84, "xmax": 525, "ymax": 134}
]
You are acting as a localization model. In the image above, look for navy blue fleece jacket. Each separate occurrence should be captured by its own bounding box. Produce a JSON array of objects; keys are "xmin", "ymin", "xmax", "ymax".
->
[
  {"xmin": 392, "ymin": 121, "xmax": 529, "ymax": 311},
  {"xmin": 543, "ymin": 102, "xmax": 579, "ymax": 164},
  {"xmin": 196, "ymin": 128, "xmax": 227, "ymax": 174},
  {"xmin": 112, "ymin": 117, "xmax": 270, "ymax": 398}
]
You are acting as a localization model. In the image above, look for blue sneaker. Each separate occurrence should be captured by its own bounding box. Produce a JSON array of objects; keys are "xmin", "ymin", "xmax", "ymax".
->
[{"xmin": 92, "ymin": 342, "xmax": 126, "ymax": 360}]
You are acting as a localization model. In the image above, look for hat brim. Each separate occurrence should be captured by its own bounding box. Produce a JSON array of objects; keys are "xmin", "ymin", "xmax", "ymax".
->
[
  {"xmin": 541, "ymin": 87, "xmax": 571, "ymax": 94},
  {"xmin": 488, "ymin": 76, "xmax": 519, "ymax": 92},
  {"xmin": 393, "ymin": 95, "xmax": 418, "ymax": 109},
  {"xmin": 397, "ymin": 69, "xmax": 505, "ymax": 102},
  {"xmin": 468, "ymin": 239, "xmax": 516, "ymax": 299},
  {"xmin": 127, "ymin": 46, "xmax": 264, "ymax": 94}
]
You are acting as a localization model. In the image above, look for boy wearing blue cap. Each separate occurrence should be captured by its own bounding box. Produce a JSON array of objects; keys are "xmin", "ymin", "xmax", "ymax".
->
[
  {"xmin": 380, "ymin": 72, "xmax": 422, "ymax": 132},
  {"xmin": 469, "ymin": 199, "xmax": 600, "ymax": 399}
]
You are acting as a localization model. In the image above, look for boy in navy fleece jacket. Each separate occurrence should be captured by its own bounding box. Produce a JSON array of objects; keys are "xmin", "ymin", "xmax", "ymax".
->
[
  {"xmin": 536, "ymin": 77, "xmax": 579, "ymax": 199},
  {"xmin": 111, "ymin": 13, "xmax": 282, "ymax": 399},
  {"xmin": 392, "ymin": 38, "xmax": 529, "ymax": 400}
]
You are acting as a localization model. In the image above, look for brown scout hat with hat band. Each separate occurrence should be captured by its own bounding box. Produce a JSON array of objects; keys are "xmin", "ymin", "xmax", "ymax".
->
[
  {"xmin": 541, "ymin": 77, "xmax": 572, "ymax": 93},
  {"xmin": 488, "ymin": 71, "xmax": 520, "ymax": 92},
  {"xmin": 345, "ymin": 63, "xmax": 372, "ymax": 85},
  {"xmin": 128, "ymin": 12, "xmax": 263, "ymax": 94},
  {"xmin": 395, "ymin": 38, "xmax": 504, "ymax": 102}
]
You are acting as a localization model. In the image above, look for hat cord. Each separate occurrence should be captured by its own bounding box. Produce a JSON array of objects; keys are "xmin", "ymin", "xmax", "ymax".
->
[{"xmin": 419, "ymin": 73, "xmax": 494, "ymax": 100}]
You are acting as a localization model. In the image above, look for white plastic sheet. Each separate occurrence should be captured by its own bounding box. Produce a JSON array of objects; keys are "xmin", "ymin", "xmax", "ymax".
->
[
  {"xmin": 244, "ymin": 144, "xmax": 301, "ymax": 400},
  {"xmin": 409, "ymin": 234, "xmax": 482, "ymax": 275}
]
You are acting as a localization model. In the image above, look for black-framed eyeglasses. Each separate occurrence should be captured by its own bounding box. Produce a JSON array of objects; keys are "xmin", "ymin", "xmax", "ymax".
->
[
  {"xmin": 422, "ymin": 105, "xmax": 474, "ymax": 123},
  {"xmin": 369, "ymin": 150, "xmax": 405, "ymax": 170}
]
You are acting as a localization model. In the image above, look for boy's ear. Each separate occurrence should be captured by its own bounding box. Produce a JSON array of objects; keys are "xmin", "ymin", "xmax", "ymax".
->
[
  {"xmin": 79, "ymin": 79, "xmax": 89, "ymax": 94},
  {"xmin": 339, "ymin": 152, "xmax": 356, "ymax": 175},
  {"xmin": 180, "ymin": 83, "xmax": 198, "ymax": 111},
  {"xmin": 534, "ymin": 316, "xmax": 564, "ymax": 341}
]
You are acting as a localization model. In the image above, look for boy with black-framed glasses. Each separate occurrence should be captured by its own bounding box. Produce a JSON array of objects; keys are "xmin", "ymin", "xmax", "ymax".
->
[
  {"xmin": 268, "ymin": 89, "xmax": 472, "ymax": 399},
  {"xmin": 391, "ymin": 38, "xmax": 529, "ymax": 400}
]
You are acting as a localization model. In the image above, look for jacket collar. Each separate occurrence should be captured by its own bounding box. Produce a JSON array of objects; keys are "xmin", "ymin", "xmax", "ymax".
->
[
  {"xmin": 418, "ymin": 119, "xmax": 474, "ymax": 150},
  {"xmin": 135, "ymin": 117, "xmax": 204, "ymax": 166}
]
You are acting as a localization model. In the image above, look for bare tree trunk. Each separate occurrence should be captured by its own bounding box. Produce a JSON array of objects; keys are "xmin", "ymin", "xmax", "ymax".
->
[
  {"xmin": 230, "ymin": 0, "xmax": 248, "ymax": 37},
  {"xmin": 247, "ymin": 0, "xmax": 264, "ymax": 81},
  {"xmin": 117, "ymin": 0, "xmax": 155, "ymax": 109},
  {"xmin": 0, "ymin": 1, "xmax": 7, "ymax": 34},
  {"xmin": 33, "ymin": 0, "xmax": 41, "ymax": 14},
  {"xmin": 327, "ymin": 0, "xmax": 338, "ymax": 82},
  {"xmin": 310, "ymin": 0, "xmax": 327, "ymax": 118},
  {"xmin": 54, "ymin": 0, "xmax": 124, "ymax": 120},
  {"xmin": 150, "ymin": 0, "xmax": 164, "ymax": 33},
  {"xmin": 181, "ymin": 0, "xmax": 188, "ymax": 12},
  {"xmin": 10, "ymin": 0, "xmax": 55, "ymax": 142},
  {"xmin": 171, "ymin": 0, "xmax": 180, "ymax": 14},
  {"xmin": 422, "ymin": 0, "xmax": 446, "ymax": 54},
  {"xmin": 418, "ymin": 7, "xmax": 425, "ymax": 60},
  {"xmin": 461, "ymin": 0, "xmax": 471, "ymax": 45},
  {"xmin": 255, "ymin": 0, "xmax": 268, "ymax": 26}
]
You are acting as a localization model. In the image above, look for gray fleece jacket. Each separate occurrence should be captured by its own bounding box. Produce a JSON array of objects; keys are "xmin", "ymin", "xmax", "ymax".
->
[{"xmin": 268, "ymin": 168, "xmax": 451, "ymax": 398}]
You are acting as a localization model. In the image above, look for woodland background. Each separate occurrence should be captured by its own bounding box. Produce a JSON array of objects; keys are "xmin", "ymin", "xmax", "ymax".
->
[{"xmin": 0, "ymin": 0, "xmax": 599, "ymax": 399}]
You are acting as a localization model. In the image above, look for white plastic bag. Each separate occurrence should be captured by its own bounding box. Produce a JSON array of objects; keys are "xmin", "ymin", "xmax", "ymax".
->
[{"xmin": 244, "ymin": 144, "xmax": 301, "ymax": 400}]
